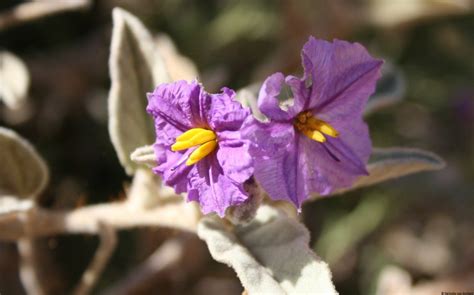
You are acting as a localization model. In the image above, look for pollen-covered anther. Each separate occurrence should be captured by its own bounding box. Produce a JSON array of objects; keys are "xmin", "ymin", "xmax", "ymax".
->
[
  {"xmin": 171, "ymin": 128, "xmax": 218, "ymax": 166},
  {"xmin": 295, "ymin": 111, "xmax": 338, "ymax": 143},
  {"xmin": 171, "ymin": 128, "xmax": 216, "ymax": 151},
  {"xmin": 302, "ymin": 129, "xmax": 326, "ymax": 142},
  {"xmin": 186, "ymin": 140, "xmax": 217, "ymax": 165}
]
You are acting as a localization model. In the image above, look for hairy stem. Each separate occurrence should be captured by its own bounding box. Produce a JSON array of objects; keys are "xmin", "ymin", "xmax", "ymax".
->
[{"xmin": 0, "ymin": 201, "xmax": 200, "ymax": 241}]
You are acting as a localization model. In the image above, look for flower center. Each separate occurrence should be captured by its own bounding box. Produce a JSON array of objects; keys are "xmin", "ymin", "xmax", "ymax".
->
[
  {"xmin": 171, "ymin": 128, "xmax": 217, "ymax": 165},
  {"xmin": 294, "ymin": 111, "xmax": 339, "ymax": 142}
]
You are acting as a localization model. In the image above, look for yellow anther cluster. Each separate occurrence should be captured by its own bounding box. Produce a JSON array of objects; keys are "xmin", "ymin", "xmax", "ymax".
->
[
  {"xmin": 171, "ymin": 128, "xmax": 218, "ymax": 165},
  {"xmin": 294, "ymin": 111, "xmax": 339, "ymax": 143}
]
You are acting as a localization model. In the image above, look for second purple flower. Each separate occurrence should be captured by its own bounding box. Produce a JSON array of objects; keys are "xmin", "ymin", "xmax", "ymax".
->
[{"xmin": 243, "ymin": 37, "xmax": 383, "ymax": 209}]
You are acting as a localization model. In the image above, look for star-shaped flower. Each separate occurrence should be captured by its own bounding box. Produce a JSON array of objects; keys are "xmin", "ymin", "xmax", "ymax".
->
[
  {"xmin": 147, "ymin": 80, "xmax": 253, "ymax": 216},
  {"xmin": 242, "ymin": 37, "xmax": 383, "ymax": 208}
]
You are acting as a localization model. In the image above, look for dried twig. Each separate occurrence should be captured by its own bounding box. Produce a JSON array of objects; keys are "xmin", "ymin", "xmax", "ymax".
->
[
  {"xmin": 18, "ymin": 239, "xmax": 45, "ymax": 295},
  {"xmin": 0, "ymin": 0, "xmax": 91, "ymax": 31},
  {"xmin": 0, "ymin": 200, "xmax": 200, "ymax": 241},
  {"xmin": 17, "ymin": 209, "xmax": 45, "ymax": 295},
  {"xmin": 72, "ymin": 223, "xmax": 117, "ymax": 295},
  {"xmin": 102, "ymin": 236, "xmax": 186, "ymax": 295}
]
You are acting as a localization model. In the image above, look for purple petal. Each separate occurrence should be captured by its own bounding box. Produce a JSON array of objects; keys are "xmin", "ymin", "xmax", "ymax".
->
[
  {"xmin": 257, "ymin": 73, "xmax": 293, "ymax": 122},
  {"xmin": 242, "ymin": 119, "xmax": 306, "ymax": 207},
  {"xmin": 302, "ymin": 37, "xmax": 383, "ymax": 114},
  {"xmin": 147, "ymin": 80, "xmax": 197, "ymax": 130},
  {"xmin": 190, "ymin": 84, "xmax": 213, "ymax": 128},
  {"xmin": 297, "ymin": 134, "xmax": 368, "ymax": 195},
  {"xmin": 242, "ymin": 118, "xmax": 371, "ymax": 206},
  {"xmin": 209, "ymin": 87, "xmax": 251, "ymax": 132},
  {"xmin": 216, "ymin": 131, "xmax": 253, "ymax": 184},
  {"xmin": 242, "ymin": 118, "xmax": 294, "ymax": 158},
  {"xmin": 189, "ymin": 155, "xmax": 248, "ymax": 217},
  {"xmin": 152, "ymin": 144, "xmax": 193, "ymax": 193},
  {"xmin": 324, "ymin": 137, "xmax": 368, "ymax": 175},
  {"xmin": 285, "ymin": 75, "xmax": 308, "ymax": 117},
  {"xmin": 150, "ymin": 114, "xmax": 182, "ymax": 147},
  {"xmin": 326, "ymin": 117, "xmax": 372, "ymax": 170}
]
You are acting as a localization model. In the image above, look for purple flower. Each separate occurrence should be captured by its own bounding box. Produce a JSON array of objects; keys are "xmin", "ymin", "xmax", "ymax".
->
[
  {"xmin": 242, "ymin": 37, "xmax": 383, "ymax": 209},
  {"xmin": 147, "ymin": 80, "xmax": 253, "ymax": 217}
]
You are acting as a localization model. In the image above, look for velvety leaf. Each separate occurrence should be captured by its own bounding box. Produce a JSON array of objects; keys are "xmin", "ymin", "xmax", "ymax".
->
[
  {"xmin": 0, "ymin": 51, "xmax": 30, "ymax": 110},
  {"xmin": 364, "ymin": 62, "xmax": 406, "ymax": 116},
  {"xmin": 108, "ymin": 8, "xmax": 169, "ymax": 175},
  {"xmin": 130, "ymin": 145, "xmax": 156, "ymax": 168},
  {"xmin": 0, "ymin": 127, "xmax": 49, "ymax": 199},
  {"xmin": 312, "ymin": 147, "xmax": 445, "ymax": 199},
  {"xmin": 198, "ymin": 205, "xmax": 337, "ymax": 295}
]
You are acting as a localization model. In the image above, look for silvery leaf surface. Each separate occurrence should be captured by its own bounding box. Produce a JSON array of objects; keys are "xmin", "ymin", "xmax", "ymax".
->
[
  {"xmin": 0, "ymin": 127, "xmax": 49, "ymax": 200},
  {"xmin": 0, "ymin": 51, "xmax": 30, "ymax": 110},
  {"xmin": 198, "ymin": 205, "xmax": 337, "ymax": 295},
  {"xmin": 130, "ymin": 145, "xmax": 156, "ymax": 168},
  {"xmin": 108, "ymin": 8, "xmax": 169, "ymax": 175},
  {"xmin": 311, "ymin": 147, "xmax": 445, "ymax": 200}
]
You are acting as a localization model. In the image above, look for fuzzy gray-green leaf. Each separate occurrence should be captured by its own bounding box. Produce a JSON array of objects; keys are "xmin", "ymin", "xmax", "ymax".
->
[
  {"xmin": 198, "ymin": 205, "xmax": 337, "ymax": 294},
  {"xmin": 108, "ymin": 8, "xmax": 169, "ymax": 175},
  {"xmin": 0, "ymin": 127, "xmax": 49, "ymax": 199},
  {"xmin": 320, "ymin": 147, "xmax": 445, "ymax": 198}
]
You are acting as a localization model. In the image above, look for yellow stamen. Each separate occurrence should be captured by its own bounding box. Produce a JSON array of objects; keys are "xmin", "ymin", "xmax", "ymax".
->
[
  {"xmin": 294, "ymin": 111, "xmax": 338, "ymax": 142},
  {"xmin": 310, "ymin": 130, "xmax": 326, "ymax": 142},
  {"xmin": 176, "ymin": 128, "xmax": 212, "ymax": 141},
  {"xmin": 307, "ymin": 117, "xmax": 339, "ymax": 137},
  {"xmin": 171, "ymin": 128, "xmax": 216, "ymax": 151},
  {"xmin": 301, "ymin": 129, "xmax": 326, "ymax": 143},
  {"xmin": 186, "ymin": 140, "xmax": 217, "ymax": 166},
  {"xmin": 319, "ymin": 123, "xmax": 339, "ymax": 137}
]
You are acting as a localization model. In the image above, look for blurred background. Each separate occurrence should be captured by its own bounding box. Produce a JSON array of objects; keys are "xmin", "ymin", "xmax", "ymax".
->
[{"xmin": 0, "ymin": 0, "xmax": 473, "ymax": 294}]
